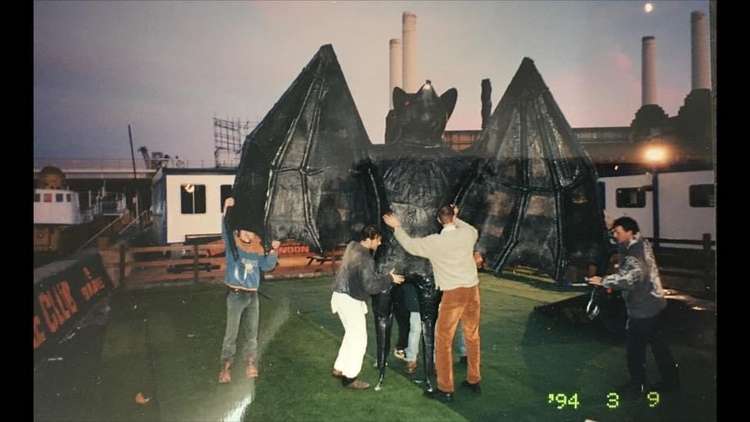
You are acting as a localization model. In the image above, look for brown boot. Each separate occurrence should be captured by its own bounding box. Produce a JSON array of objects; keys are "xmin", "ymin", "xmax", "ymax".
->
[
  {"xmin": 405, "ymin": 361, "xmax": 417, "ymax": 375},
  {"xmin": 345, "ymin": 379, "xmax": 370, "ymax": 390},
  {"xmin": 218, "ymin": 361, "xmax": 232, "ymax": 384},
  {"xmin": 245, "ymin": 359, "xmax": 258, "ymax": 379}
]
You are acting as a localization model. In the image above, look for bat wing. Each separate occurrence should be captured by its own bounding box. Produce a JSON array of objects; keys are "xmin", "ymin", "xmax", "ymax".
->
[
  {"xmin": 231, "ymin": 45, "xmax": 378, "ymax": 253},
  {"xmin": 455, "ymin": 58, "xmax": 607, "ymax": 282}
]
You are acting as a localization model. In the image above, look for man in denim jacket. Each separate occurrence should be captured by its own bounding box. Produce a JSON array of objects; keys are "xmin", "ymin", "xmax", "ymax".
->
[{"xmin": 218, "ymin": 197, "xmax": 280, "ymax": 384}]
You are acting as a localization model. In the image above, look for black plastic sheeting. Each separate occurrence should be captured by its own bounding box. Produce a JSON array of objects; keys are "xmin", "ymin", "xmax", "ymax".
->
[
  {"xmin": 368, "ymin": 82, "xmax": 462, "ymax": 390},
  {"xmin": 230, "ymin": 45, "xmax": 381, "ymax": 253},
  {"xmin": 231, "ymin": 45, "xmax": 607, "ymax": 283},
  {"xmin": 372, "ymin": 84, "xmax": 463, "ymax": 278},
  {"xmin": 455, "ymin": 58, "xmax": 608, "ymax": 280}
]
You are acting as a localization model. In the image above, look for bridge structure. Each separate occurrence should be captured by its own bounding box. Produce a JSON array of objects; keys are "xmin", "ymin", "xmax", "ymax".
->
[
  {"xmin": 33, "ymin": 157, "xmax": 217, "ymax": 180},
  {"xmin": 33, "ymin": 157, "xmax": 216, "ymax": 214}
]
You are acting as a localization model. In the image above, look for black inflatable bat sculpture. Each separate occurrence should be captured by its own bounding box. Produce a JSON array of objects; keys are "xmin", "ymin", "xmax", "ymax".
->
[
  {"xmin": 369, "ymin": 81, "xmax": 466, "ymax": 391},
  {"xmin": 230, "ymin": 45, "xmax": 608, "ymax": 392}
]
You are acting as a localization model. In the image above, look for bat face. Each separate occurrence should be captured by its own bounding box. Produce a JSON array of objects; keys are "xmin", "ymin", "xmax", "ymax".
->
[{"xmin": 391, "ymin": 83, "xmax": 457, "ymax": 146}]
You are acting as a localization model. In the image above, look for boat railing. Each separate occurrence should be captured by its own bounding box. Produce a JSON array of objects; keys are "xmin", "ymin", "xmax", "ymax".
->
[
  {"xmin": 75, "ymin": 211, "xmax": 132, "ymax": 253},
  {"xmin": 33, "ymin": 157, "xmax": 215, "ymax": 171}
]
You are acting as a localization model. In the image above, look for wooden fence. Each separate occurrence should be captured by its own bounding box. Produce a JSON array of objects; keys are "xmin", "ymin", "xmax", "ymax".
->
[
  {"xmin": 648, "ymin": 233, "xmax": 715, "ymax": 295},
  {"xmin": 119, "ymin": 243, "xmax": 226, "ymax": 286},
  {"xmin": 109, "ymin": 241, "xmax": 343, "ymax": 289},
  {"xmin": 105, "ymin": 234, "xmax": 714, "ymax": 292}
]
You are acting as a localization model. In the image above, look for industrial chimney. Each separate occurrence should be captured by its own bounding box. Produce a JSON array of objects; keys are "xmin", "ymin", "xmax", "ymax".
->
[
  {"xmin": 389, "ymin": 39, "xmax": 402, "ymax": 109},
  {"xmin": 632, "ymin": 36, "xmax": 667, "ymax": 140},
  {"xmin": 402, "ymin": 12, "xmax": 417, "ymax": 93},
  {"xmin": 641, "ymin": 36, "xmax": 657, "ymax": 106},
  {"xmin": 691, "ymin": 10, "xmax": 711, "ymax": 91}
]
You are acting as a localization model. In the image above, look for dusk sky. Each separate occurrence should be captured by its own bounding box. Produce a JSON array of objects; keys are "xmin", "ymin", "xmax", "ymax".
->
[{"xmin": 34, "ymin": 0, "xmax": 710, "ymax": 163}]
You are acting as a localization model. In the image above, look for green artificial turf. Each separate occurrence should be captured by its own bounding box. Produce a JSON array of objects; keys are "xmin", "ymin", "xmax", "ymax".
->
[{"xmin": 33, "ymin": 273, "xmax": 716, "ymax": 422}]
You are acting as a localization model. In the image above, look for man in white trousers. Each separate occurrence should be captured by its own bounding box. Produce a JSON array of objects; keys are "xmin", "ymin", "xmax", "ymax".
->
[{"xmin": 331, "ymin": 225, "xmax": 404, "ymax": 389}]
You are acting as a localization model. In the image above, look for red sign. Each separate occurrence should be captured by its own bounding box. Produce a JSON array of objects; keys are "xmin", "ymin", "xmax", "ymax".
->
[
  {"xmin": 33, "ymin": 254, "xmax": 112, "ymax": 360},
  {"xmin": 278, "ymin": 242, "xmax": 310, "ymax": 256}
]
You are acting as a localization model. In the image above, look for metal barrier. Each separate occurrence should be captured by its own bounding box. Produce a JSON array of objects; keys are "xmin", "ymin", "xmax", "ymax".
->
[{"xmin": 34, "ymin": 157, "xmax": 214, "ymax": 171}]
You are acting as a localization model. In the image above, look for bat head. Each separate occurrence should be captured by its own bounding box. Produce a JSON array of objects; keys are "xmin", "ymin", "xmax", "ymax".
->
[{"xmin": 392, "ymin": 81, "xmax": 457, "ymax": 146}]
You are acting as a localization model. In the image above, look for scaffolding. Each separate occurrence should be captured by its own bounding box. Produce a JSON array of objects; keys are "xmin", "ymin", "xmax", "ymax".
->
[{"xmin": 213, "ymin": 117, "xmax": 256, "ymax": 168}]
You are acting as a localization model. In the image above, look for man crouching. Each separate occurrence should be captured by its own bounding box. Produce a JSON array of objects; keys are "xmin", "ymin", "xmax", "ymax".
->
[{"xmin": 331, "ymin": 225, "xmax": 404, "ymax": 390}]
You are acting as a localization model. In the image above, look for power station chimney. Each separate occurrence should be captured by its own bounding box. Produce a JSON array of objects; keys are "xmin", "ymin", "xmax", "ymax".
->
[
  {"xmin": 481, "ymin": 79, "xmax": 492, "ymax": 130},
  {"xmin": 402, "ymin": 12, "xmax": 417, "ymax": 93},
  {"xmin": 691, "ymin": 10, "xmax": 711, "ymax": 91},
  {"xmin": 641, "ymin": 36, "xmax": 657, "ymax": 106},
  {"xmin": 389, "ymin": 39, "xmax": 402, "ymax": 109}
]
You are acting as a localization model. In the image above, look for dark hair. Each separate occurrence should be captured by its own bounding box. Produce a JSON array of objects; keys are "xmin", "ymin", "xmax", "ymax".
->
[
  {"xmin": 360, "ymin": 225, "xmax": 381, "ymax": 241},
  {"xmin": 612, "ymin": 216, "xmax": 640, "ymax": 234},
  {"xmin": 437, "ymin": 205, "xmax": 455, "ymax": 224}
]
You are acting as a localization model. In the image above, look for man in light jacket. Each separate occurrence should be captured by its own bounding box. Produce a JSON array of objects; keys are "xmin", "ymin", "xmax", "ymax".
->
[
  {"xmin": 383, "ymin": 205, "xmax": 481, "ymax": 402},
  {"xmin": 589, "ymin": 216, "xmax": 679, "ymax": 397}
]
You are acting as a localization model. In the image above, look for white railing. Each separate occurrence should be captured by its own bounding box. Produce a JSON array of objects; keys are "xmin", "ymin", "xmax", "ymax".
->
[
  {"xmin": 117, "ymin": 209, "xmax": 151, "ymax": 236},
  {"xmin": 80, "ymin": 209, "xmax": 95, "ymax": 224},
  {"xmin": 33, "ymin": 157, "xmax": 215, "ymax": 171}
]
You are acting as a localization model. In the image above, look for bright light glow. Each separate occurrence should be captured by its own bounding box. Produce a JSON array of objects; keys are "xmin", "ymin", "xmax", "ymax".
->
[
  {"xmin": 222, "ymin": 392, "xmax": 254, "ymax": 422},
  {"xmin": 184, "ymin": 184, "xmax": 195, "ymax": 194},
  {"xmin": 644, "ymin": 3, "xmax": 654, "ymax": 13},
  {"xmin": 643, "ymin": 145, "xmax": 668, "ymax": 164}
]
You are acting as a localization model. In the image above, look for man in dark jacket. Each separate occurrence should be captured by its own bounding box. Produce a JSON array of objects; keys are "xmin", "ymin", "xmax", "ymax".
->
[
  {"xmin": 331, "ymin": 226, "xmax": 404, "ymax": 390},
  {"xmin": 589, "ymin": 217, "xmax": 679, "ymax": 396}
]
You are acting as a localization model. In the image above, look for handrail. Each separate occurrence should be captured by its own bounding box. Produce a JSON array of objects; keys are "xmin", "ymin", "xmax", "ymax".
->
[
  {"xmin": 75, "ymin": 212, "xmax": 130, "ymax": 253},
  {"xmin": 645, "ymin": 238, "xmax": 716, "ymax": 246},
  {"xmin": 129, "ymin": 244, "xmax": 220, "ymax": 253},
  {"xmin": 117, "ymin": 209, "xmax": 150, "ymax": 235},
  {"xmin": 33, "ymin": 157, "xmax": 213, "ymax": 170},
  {"xmin": 643, "ymin": 233, "xmax": 715, "ymax": 247}
]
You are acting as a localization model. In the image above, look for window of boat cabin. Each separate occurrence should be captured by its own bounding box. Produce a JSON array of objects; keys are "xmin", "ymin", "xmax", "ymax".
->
[
  {"xmin": 615, "ymin": 188, "xmax": 645, "ymax": 208},
  {"xmin": 220, "ymin": 185, "xmax": 233, "ymax": 210},
  {"xmin": 66, "ymin": 194, "xmax": 72, "ymax": 202},
  {"xmin": 43, "ymin": 193, "xmax": 52, "ymax": 202},
  {"xmin": 689, "ymin": 184, "xmax": 715, "ymax": 208},
  {"xmin": 181, "ymin": 184, "xmax": 206, "ymax": 214},
  {"xmin": 56, "ymin": 193, "xmax": 64, "ymax": 202},
  {"xmin": 34, "ymin": 193, "xmax": 40, "ymax": 202}
]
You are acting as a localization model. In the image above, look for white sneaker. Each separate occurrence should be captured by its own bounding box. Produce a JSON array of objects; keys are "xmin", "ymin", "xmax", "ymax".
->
[{"xmin": 393, "ymin": 349, "xmax": 407, "ymax": 361}]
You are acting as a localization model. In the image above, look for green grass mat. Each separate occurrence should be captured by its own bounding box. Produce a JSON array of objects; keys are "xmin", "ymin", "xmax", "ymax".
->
[{"xmin": 34, "ymin": 273, "xmax": 716, "ymax": 421}]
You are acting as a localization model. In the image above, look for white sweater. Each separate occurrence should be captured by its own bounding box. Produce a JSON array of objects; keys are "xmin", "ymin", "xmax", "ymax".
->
[{"xmin": 393, "ymin": 217, "xmax": 479, "ymax": 291}]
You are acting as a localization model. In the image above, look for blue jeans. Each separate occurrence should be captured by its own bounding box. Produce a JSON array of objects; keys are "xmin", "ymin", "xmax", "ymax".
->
[
  {"xmin": 405, "ymin": 311, "xmax": 422, "ymax": 362},
  {"xmin": 454, "ymin": 320, "xmax": 466, "ymax": 357},
  {"xmin": 220, "ymin": 289, "xmax": 259, "ymax": 365}
]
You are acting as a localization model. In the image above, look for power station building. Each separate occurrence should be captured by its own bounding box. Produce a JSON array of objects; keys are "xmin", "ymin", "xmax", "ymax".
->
[{"xmin": 437, "ymin": 11, "xmax": 715, "ymax": 178}]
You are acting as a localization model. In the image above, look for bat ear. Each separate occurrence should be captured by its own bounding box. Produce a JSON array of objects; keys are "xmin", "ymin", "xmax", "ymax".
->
[
  {"xmin": 440, "ymin": 88, "xmax": 458, "ymax": 118},
  {"xmin": 393, "ymin": 87, "xmax": 409, "ymax": 109}
]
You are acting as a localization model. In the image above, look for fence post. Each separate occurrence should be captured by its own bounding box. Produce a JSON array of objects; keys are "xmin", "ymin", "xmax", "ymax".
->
[
  {"xmin": 702, "ymin": 233, "xmax": 713, "ymax": 295},
  {"xmin": 119, "ymin": 243, "xmax": 126, "ymax": 286},
  {"xmin": 193, "ymin": 244, "xmax": 199, "ymax": 284}
]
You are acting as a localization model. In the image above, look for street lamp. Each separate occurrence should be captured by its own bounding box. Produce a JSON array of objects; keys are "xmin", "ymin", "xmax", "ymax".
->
[{"xmin": 643, "ymin": 144, "xmax": 669, "ymax": 248}]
